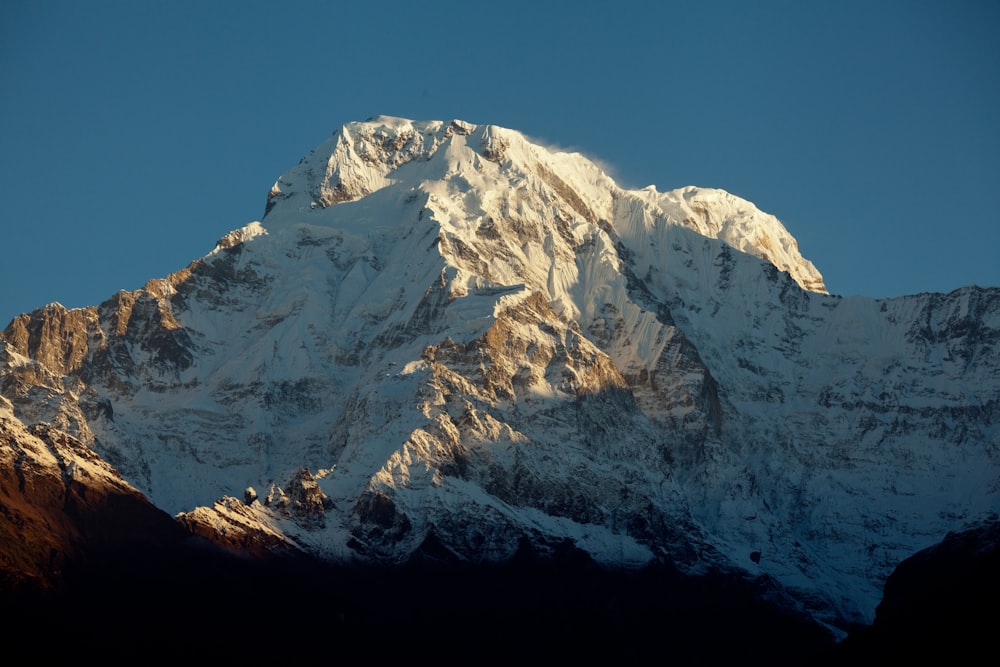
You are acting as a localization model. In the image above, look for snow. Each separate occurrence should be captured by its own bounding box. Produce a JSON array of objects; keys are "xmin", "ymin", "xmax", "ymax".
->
[
  {"xmin": 3, "ymin": 116, "xmax": 997, "ymax": 634},
  {"xmin": 206, "ymin": 220, "xmax": 268, "ymax": 256}
]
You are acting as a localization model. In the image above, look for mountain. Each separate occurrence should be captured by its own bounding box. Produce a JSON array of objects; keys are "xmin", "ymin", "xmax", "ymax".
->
[
  {"xmin": 2, "ymin": 116, "xmax": 998, "ymax": 651},
  {"xmin": 825, "ymin": 516, "xmax": 1000, "ymax": 661},
  {"xmin": 0, "ymin": 394, "xmax": 188, "ymax": 593}
]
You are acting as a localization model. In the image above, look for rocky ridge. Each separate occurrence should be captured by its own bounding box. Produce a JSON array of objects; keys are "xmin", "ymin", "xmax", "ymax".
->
[{"xmin": 1, "ymin": 117, "xmax": 997, "ymax": 635}]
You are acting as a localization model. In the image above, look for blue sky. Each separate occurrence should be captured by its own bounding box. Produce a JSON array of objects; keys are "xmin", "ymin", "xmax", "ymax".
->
[{"xmin": 2, "ymin": 0, "xmax": 998, "ymax": 326}]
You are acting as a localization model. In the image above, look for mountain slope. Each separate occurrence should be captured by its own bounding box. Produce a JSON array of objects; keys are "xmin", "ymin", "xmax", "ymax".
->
[
  {"xmin": 0, "ymin": 395, "xmax": 186, "ymax": 594},
  {"xmin": 2, "ymin": 116, "xmax": 997, "ymax": 635}
]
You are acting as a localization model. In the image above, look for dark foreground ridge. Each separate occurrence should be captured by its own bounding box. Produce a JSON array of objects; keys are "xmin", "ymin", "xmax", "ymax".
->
[
  {"xmin": 822, "ymin": 518, "xmax": 1000, "ymax": 663},
  {"xmin": 7, "ymin": 538, "xmax": 836, "ymax": 665},
  {"xmin": 8, "ymin": 522, "xmax": 999, "ymax": 664}
]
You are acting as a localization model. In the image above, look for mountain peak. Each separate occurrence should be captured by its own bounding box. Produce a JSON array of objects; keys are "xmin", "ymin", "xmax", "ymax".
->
[
  {"xmin": 262, "ymin": 116, "xmax": 826, "ymax": 294},
  {"xmin": 7, "ymin": 116, "xmax": 992, "ymax": 641}
]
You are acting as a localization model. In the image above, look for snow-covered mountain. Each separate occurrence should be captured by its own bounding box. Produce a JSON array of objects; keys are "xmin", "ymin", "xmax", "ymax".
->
[{"xmin": 2, "ymin": 116, "xmax": 997, "ymax": 636}]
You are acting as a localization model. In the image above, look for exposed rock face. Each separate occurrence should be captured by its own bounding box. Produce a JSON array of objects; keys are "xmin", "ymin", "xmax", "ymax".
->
[
  {"xmin": 1, "ymin": 117, "xmax": 997, "ymax": 637},
  {"xmin": 0, "ymin": 396, "xmax": 185, "ymax": 594},
  {"xmin": 176, "ymin": 494, "xmax": 298, "ymax": 557}
]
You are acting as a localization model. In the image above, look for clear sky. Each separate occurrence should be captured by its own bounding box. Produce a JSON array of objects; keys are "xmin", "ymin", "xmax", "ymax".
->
[{"xmin": 2, "ymin": 0, "xmax": 998, "ymax": 326}]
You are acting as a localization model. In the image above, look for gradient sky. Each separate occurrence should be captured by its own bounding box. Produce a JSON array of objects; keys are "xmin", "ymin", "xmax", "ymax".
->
[{"xmin": 2, "ymin": 0, "xmax": 998, "ymax": 326}]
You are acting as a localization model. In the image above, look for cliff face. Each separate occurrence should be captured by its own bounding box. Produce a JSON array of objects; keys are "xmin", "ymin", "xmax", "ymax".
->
[{"xmin": 1, "ymin": 117, "xmax": 997, "ymax": 633}]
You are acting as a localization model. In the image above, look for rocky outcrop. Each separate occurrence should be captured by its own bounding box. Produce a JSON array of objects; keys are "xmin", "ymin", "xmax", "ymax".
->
[
  {"xmin": 176, "ymin": 494, "xmax": 299, "ymax": 557},
  {"xmin": 0, "ymin": 396, "xmax": 186, "ymax": 594}
]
